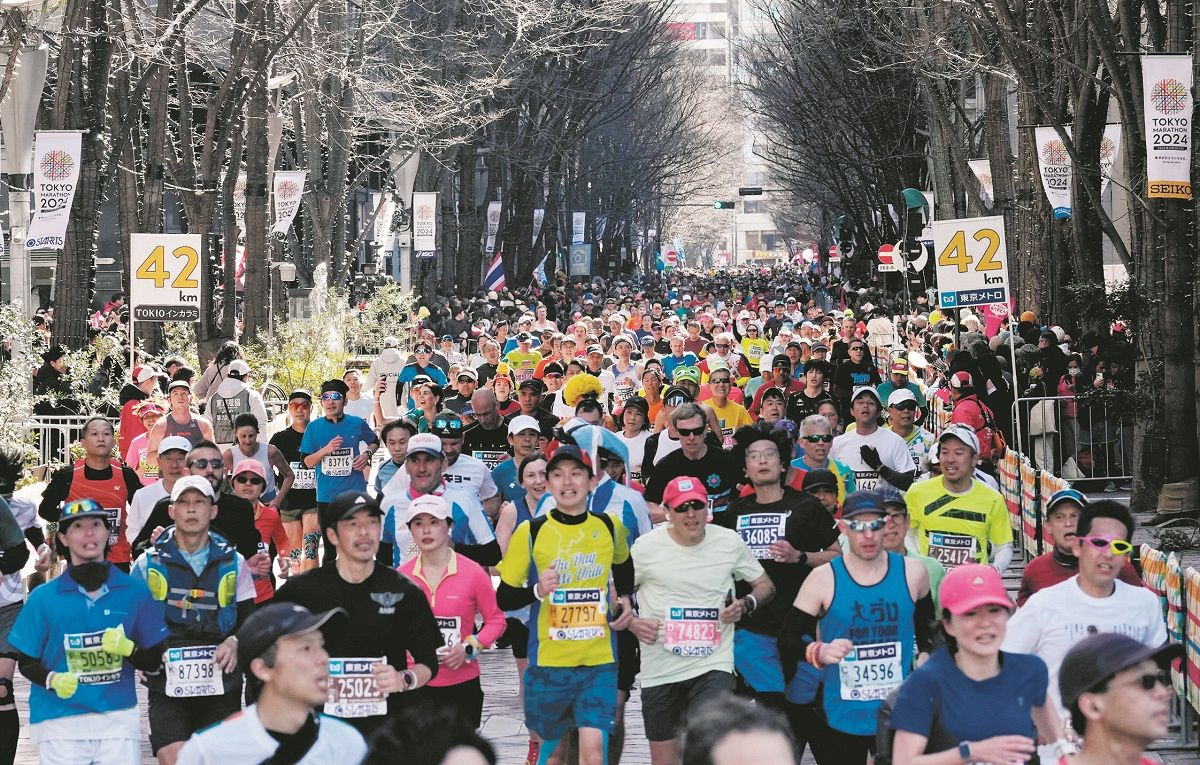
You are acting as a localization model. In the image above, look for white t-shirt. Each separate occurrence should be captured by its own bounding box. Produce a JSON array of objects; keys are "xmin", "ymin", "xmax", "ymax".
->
[
  {"xmin": 177, "ymin": 706, "xmax": 366, "ymax": 765},
  {"xmin": 343, "ymin": 395, "xmax": 375, "ymax": 424},
  {"xmin": 829, "ymin": 426, "xmax": 915, "ymax": 490},
  {"xmin": 632, "ymin": 525, "xmax": 764, "ymax": 687},
  {"xmin": 384, "ymin": 454, "xmax": 498, "ymax": 501},
  {"xmin": 1002, "ymin": 575, "xmax": 1167, "ymax": 711},
  {"xmin": 617, "ymin": 430, "xmax": 652, "ymax": 482},
  {"xmin": 125, "ymin": 480, "xmax": 169, "ymax": 546},
  {"xmin": 1, "ymin": 495, "xmax": 38, "ymax": 607}
]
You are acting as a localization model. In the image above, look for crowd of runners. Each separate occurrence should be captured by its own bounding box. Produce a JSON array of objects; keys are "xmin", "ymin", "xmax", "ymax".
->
[{"xmin": 0, "ymin": 266, "xmax": 1170, "ymax": 765}]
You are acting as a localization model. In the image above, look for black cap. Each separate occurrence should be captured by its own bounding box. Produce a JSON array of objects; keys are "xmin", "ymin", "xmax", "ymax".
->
[
  {"xmin": 517, "ymin": 332, "xmax": 533, "ymax": 342},
  {"xmin": 760, "ymin": 387, "xmax": 787, "ymax": 403},
  {"xmin": 545, "ymin": 445, "xmax": 593, "ymax": 476},
  {"xmin": 618, "ymin": 396, "xmax": 650, "ymax": 417},
  {"xmin": 542, "ymin": 362, "xmax": 565, "ymax": 376},
  {"xmin": 1059, "ymin": 633, "xmax": 1184, "ymax": 708},
  {"xmin": 662, "ymin": 385, "xmax": 693, "ymax": 406},
  {"xmin": 771, "ymin": 355, "xmax": 791, "ymax": 369},
  {"xmin": 237, "ymin": 603, "xmax": 345, "ymax": 672},
  {"xmin": 288, "ymin": 389, "xmax": 313, "ymax": 403},
  {"xmin": 319, "ymin": 490, "xmax": 383, "ymax": 530},
  {"xmin": 802, "ymin": 469, "xmax": 838, "ymax": 493},
  {"xmin": 320, "ymin": 379, "xmax": 350, "ymax": 395},
  {"xmin": 518, "ymin": 378, "xmax": 546, "ymax": 394},
  {"xmin": 42, "ymin": 345, "xmax": 66, "ymax": 363}
]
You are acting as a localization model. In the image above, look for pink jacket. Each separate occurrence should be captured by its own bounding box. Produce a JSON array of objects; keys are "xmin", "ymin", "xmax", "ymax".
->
[{"xmin": 400, "ymin": 552, "xmax": 505, "ymax": 687}]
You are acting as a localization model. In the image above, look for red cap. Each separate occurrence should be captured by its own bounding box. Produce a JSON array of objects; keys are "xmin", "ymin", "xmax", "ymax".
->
[
  {"xmin": 949, "ymin": 370, "xmax": 974, "ymax": 389},
  {"xmin": 662, "ymin": 476, "xmax": 709, "ymax": 510},
  {"xmin": 939, "ymin": 563, "xmax": 1012, "ymax": 615}
]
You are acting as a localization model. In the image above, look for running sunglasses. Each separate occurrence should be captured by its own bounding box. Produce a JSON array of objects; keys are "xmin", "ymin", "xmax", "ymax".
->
[
  {"xmin": 672, "ymin": 500, "xmax": 707, "ymax": 514},
  {"xmin": 802, "ymin": 434, "xmax": 834, "ymax": 443},
  {"xmin": 1077, "ymin": 535, "xmax": 1133, "ymax": 556},
  {"xmin": 677, "ymin": 426, "xmax": 707, "ymax": 437},
  {"xmin": 61, "ymin": 498, "xmax": 105, "ymax": 519},
  {"xmin": 320, "ymin": 392, "xmax": 344, "ymax": 401},
  {"xmin": 188, "ymin": 458, "xmax": 223, "ymax": 469},
  {"xmin": 845, "ymin": 518, "xmax": 887, "ymax": 533},
  {"xmin": 715, "ymin": 344, "xmax": 731, "ymax": 349},
  {"xmin": 288, "ymin": 401, "xmax": 311, "ymax": 410},
  {"xmin": 234, "ymin": 474, "xmax": 265, "ymax": 485},
  {"xmin": 432, "ymin": 418, "xmax": 465, "ymax": 432},
  {"xmin": 1111, "ymin": 668, "xmax": 1172, "ymax": 692},
  {"xmin": 891, "ymin": 401, "xmax": 918, "ymax": 411},
  {"xmin": 665, "ymin": 395, "xmax": 689, "ymax": 406}
]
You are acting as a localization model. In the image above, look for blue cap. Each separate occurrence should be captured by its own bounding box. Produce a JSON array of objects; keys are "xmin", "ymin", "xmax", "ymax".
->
[
  {"xmin": 1045, "ymin": 487, "xmax": 1088, "ymax": 516},
  {"xmin": 841, "ymin": 491, "xmax": 886, "ymax": 519}
]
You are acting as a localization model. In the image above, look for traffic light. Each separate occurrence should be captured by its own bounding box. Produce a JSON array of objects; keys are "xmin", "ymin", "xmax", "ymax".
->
[{"xmin": 713, "ymin": 201, "xmax": 735, "ymax": 210}]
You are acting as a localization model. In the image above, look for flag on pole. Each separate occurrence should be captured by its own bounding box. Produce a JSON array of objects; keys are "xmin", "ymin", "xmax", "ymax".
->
[
  {"xmin": 485, "ymin": 251, "xmax": 506, "ymax": 291},
  {"xmin": 533, "ymin": 254, "xmax": 549, "ymax": 287}
]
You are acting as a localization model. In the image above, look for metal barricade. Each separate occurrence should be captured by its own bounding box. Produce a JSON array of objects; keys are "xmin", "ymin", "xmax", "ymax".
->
[
  {"xmin": 1011, "ymin": 395, "xmax": 1133, "ymax": 487},
  {"xmin": 24, "ymin": 415, "xmax": 117, "ymax": 469}
]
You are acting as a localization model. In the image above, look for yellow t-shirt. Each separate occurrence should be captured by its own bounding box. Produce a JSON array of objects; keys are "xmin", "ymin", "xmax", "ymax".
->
[
  {"xmin": 906, "ymin": 475, "xmax": 1012, "ymax": 570},
  {"xmin": 497, "ymin": 511, "xmax": 630, "ymax": 667},
  {"xmin": 740, "ymin": 338, "xmax": 770, "ymax": 366},
  {"xmin": 708, "ymin": 400, "xmax": 752, "ymax": 438},
  {"xmin": 505, "ymin": 350, "xmax": 543, "ymax": 382}
]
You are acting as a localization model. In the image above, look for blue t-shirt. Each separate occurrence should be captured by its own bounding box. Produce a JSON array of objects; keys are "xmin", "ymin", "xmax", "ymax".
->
[
  {"xmin": 889, "ymin": 647, "xmax": 1046, "ymax": 744},
  {"xmin": 492, "ymin": 458, "xmax": 522, "ymax": 502},
  {"xmin": 8, "ymin": 567, "xmax": 168, "ymax": 723},
  {"xmin": 299, "ymin": 414, "xmax": 378, "ymax": 502},
  {"xmin": 661, "ymin": 353, "xmax": 700, "ymax": 381},
  {"xmin": 374, "ymin": 459, "xmax": 403, "ymax": 496}
]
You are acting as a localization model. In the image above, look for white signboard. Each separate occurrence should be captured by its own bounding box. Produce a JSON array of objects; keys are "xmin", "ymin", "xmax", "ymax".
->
[
  {"xmin": 572, "ymin": 211, "xmax": 586, "ymax": 244},
  {"xmin": 1142, "ymin": 54, "xmax": 1193, "ymax": 200},
  {"xmin": 129, "ymin": 233, "xmax": 203, "ymax": 322},
  {"xmin": 412, "ymin": 192, "xmax": 437, "ymax": 252},
  {"xmin": 26, "ymin": 131, "xmax": 83, "ymax": 250},
  {"xmin": 931, "ymin": 216, "xmax": 1009, "ymax": 311}
]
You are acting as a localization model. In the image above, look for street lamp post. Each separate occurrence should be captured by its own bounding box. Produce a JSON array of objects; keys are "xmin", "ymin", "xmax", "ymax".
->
[{"xmin": 0, "ymin": 45, "xmax": 49, "ymax": 317}]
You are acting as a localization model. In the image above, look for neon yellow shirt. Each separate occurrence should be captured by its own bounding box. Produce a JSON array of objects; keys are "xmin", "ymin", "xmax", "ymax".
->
[
  {"xmin": 708, "ymin": 399, "xmax": 752, "ymax": 438},
  {"xmin": 906, "ymin": 475, "xmax": 1012, "ymax": 570}
]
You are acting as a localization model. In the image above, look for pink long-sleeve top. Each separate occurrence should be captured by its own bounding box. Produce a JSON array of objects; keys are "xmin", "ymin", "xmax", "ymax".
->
[{"xmin": 399, "ymin": 551, "xmax": 506, "ymax": 687}]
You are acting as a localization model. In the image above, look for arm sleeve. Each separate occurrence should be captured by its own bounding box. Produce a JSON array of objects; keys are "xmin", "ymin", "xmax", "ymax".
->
[
  {"xmin": 990, "ymin": 542, "xmax": 1014, "ymax": 573},
  {"xmin": 403, "ymin": 590, "xmax": 443, "ymax": 680},
  {"xmin": 0, "ymin": 541, "xmax": 29, "ymax": 575},
  {"xmin": 613, "ymin": 558, "xmax": 634, "ymax": 598},
  {"xmin": 37, "ymin": 467, "xmax": 73, "ymax": 522},
  {"xmin": 129, "ymin": 641, "xmax": 166, "ymax": 672},
  {"xmin": 878, "ymin": 465, "xmax": 915, "ymax": 491},
  {"xmin": 456, "ymin": 539, "xmax": 501, "ymax": 568},
  {"xmin": 24, "ymin": 526, "xmax": 46, "ymax": 549},
  {"xmin": 17, "ymin": 652, "xmax": 51, "ymax": 687},
  {"xmin": 121, "ymin": 467, "xmax": 144, "ymax": 501},
  {"xmin": 914, "ymin": 593, "xmax": 935, "ymax": 652},
  {"xmin": 778, "ymin": 607, "xmax": 821, "ymax": 685}
]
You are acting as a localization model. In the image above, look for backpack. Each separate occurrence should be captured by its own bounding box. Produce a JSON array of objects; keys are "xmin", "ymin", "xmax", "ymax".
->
[{"xmin": 975, "ymin": 398, "xmax": 1007, "ymax": 461}]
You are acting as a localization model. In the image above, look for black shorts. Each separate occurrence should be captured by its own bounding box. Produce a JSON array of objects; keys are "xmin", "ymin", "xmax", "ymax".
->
[
  {"xmin": 616, "ymin": 628, "xmax": 640, "ymax": 693},
  {"xmin": 0, "ymin": 602, "xmax": 21, "ymax": 658},
  {"xmin": 640, "ymin": 670, "xmax": 735, "ymax": 742},
  {"xmin": 422, "ymin": 677, "xmax": 485, "ymax": 729},
  {"xmin": 504, "ymin": 617, "xmax": 530, "ymax": 660},
  {"xmin": 148, "ymin": 686, "xmax": 241, "ymax": 753}
]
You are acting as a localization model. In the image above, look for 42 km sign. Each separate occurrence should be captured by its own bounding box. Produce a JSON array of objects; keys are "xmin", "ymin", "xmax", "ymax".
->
[
  {"xmin": 930, "ymin": 216, "xmax": 1010, "ymax": 311},
  {"xmin": 130, "ymin": 233, "xmax": 203, "ymax": 322}
]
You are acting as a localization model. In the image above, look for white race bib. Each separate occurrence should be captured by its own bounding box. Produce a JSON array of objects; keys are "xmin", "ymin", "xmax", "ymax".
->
[
  {"xmin": 927, "ymin": 532, "xmax": 977, "ymax": 569},
  {"xmin": 325, "ymin": 657, "xmax": 386, "ymax": 718},
  {"xmin": 164, "ymin": 645, "xmax": 224, "ymax": 697},
  {"xmin": 436, "ymin": 616, "xmax": 462, "ymax": 647},
  {"xmin": 291, "ymin": 462, "xmax": 316, "ymax": 490},
  {"xmin": 322, "ymin": 448, "xmax": 353, "ymax": 477},
  {"xmin": 838, "ymin": 641, "xmax": 902, "ymax": 701},
  {"xmin": 736, "ymin": 512, "xmax": 788, "ymax": 559},
  {"xmin": 663, "ymin": 606, "xmax": 721, "ymax": 657}
]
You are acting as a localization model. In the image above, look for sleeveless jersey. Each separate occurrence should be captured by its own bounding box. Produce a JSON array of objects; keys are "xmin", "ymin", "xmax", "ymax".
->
[
  {"xmin": 164, "ymin": 413, "xmax": 205, "ymax": 445},
  {"xmin": 231, "ymin": 441, "xmax": 277, "ymax": 501},
  {"xmin": 66, "ymin": 459, "xmax": 132, "ymax": 564}
]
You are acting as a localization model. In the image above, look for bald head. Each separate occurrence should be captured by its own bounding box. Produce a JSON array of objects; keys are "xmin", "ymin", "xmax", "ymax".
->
[{"xmin": 471, "ymin": 388, "xmax": 501, "ymax": 428}]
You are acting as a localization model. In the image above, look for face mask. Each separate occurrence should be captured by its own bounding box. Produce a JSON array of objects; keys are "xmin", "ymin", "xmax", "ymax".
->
[
  {"xmin": 69, "ymin": 561, "xmax": 112, "ymax": 590},
  {"xmin": 1068, "ymin": 368, "xmax": 1080, "ymax": 377}
]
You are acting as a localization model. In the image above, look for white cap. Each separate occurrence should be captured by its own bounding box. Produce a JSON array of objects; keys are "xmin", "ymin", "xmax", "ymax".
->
[
  {"xmin": 227, "ymin": 359, "xmax": 251, "ymax": 376},
  {"xmin": 404, "ymin": 494, "xmax": 453, "ymax": 524},
  {"xmin": 887, "ymin": 389, "xmax": 918, "ymax": 407},
  {"xmin": 382, "ymin": 336, "xmax": 400, "ymax": 348},
  {"xmin": 158, "ymin": 436, "xmax": 192, "ymax": 455},
  {"xmin": 851, "ymin": 386, "xmax": 882, "ymax": 405},
  {"xmin": 508, "ymin": 415, "xmax": 541, "ymax": 436},
  {"xmin": 171, "ymin": 475, "xmax": 216, "ymax": 502},
  {"xmin": 938, "ymin": 423, "xmax": 980, "ymax": 453}
]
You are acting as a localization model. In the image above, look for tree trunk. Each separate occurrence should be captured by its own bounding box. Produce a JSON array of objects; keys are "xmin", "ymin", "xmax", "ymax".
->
[{"xmin": 240, "ymin": 0, "xmax": 272, "ymax": 343}]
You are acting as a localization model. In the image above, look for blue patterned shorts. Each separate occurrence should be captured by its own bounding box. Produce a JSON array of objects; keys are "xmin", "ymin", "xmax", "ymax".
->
[{"xmin": 523, "ymin": 663, "xmax": 618, "ymax": 740}]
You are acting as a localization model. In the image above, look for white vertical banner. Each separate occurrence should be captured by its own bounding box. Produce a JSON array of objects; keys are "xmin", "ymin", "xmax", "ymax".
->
[
  {"xmin": 1035, "ymin": 126, "xmax": 1072, "ymax": 219},
  {"xmin": 1141, "ymin": 55, "xmax": 1193, "ymax": 200},
  {"xmin": 485, "ymin": 201, "xmax": 501, "ymax": 254},
  {"xmin": 25, "ymin": 131, "xmax": 83, "ymax": 250},
  {"xmin": 968, "ymin": 159, "xmax": 993, "ymax": 203},
  {"xmin": 412, "ymin": 192, "xmax": 437, "ymax": 252},
  {"xmin": 531, "ymin": 208, "xmax": 545, "ymax": 246},
  {"xmin": 1099, "ymin": 124, "xmax": 1122, "ymax": 195},
  {"xmin": 271, "ymin": 170, "xmax": 306, "ymax": 235},
  {"xmin": 572, "ymin": 211, "xmax": 586, "ymax": 244},
  {"xmin": 375, "ymin": 192, "xmax": 396, "ymax": 254},
  {"xmin": 233, "ymin": 173, "xmax": 248, "ymax": 235}
]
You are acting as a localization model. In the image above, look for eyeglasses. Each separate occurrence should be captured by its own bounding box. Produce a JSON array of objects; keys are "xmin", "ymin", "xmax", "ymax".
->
[
  {"xmin": 234, "ymin": 474, "xmax": 265, "ymax": 486},
  {"xmin": 1110, "ymin": 668, "xmax": 1172, "ymax": 693},
  {"xmin": 672, "ymin": 500, "xmax": 707, "ymax": 514},
  {"xmin": 61, "ymin": 498, "xmax": 105, "ymax": 519},
  {"xmin": 802, "ymin": 434, "xmax": 834, "ymax": 443},
  {"xmin": 188, "ymin": 458, "xmax": 223, "ymax": 469},
  {"xmin": 884, "ymin": 510, "xmax": 908, "ymax": 522},
  {"xmin": 845, "ymin": 518, "xmax": 887, "ymax": 533},
  {"xmin": 677, "ymin": 426, "xmax": 706, "ymax": 437},
  {"xmin": 320, "ymin": 392, "xmax": 344, "ymax": 401},
  {"xmin": 1078, "ymin": 535, "xmax": 1133, "ymax": 556},
  {"xmin": 890, "ymin": 402, "xmax": 918, "ymax": 411},
  {"xmin": 288, "ymin": 402, "xmax": 311, "ymax": 410},
  {"xmin": 433, "ymin": 418, "xmax": 465, "ymax": 432}
]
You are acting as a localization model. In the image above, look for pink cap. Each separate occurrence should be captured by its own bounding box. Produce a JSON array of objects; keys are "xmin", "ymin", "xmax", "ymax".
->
[
  {"xmin": 232, "ymin": 460, "xmax": 267, "ymax": 480},
  {"xmin": 662, "ymin": 476, "xmax": 709, "ymax": 510},
  {"xmin": 939, "ymin": 563, "xmax": 1012, "ymax": 615}
]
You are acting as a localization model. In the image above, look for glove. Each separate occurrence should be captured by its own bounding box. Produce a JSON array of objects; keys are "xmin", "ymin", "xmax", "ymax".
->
[
  {"xmin": 48, "ymin": 671, "xmax": 79, "ymax": 699},
  {"xmin": 859, "ymin": 445, "xmax": 883, "ymax": 470},
  {"xmin": 102, "ymin": 625, "xmax": 135, "ymax": 657}
]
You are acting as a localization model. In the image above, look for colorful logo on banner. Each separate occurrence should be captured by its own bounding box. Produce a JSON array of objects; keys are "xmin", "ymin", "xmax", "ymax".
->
[
  {"xmin": 1035, "ymin": 127, "xmax": 1072, "ymax": 219},
  {"xmin": 412, "ymin": 192, "xmax": 437, "ymax": 253},
  {"xmin": 272, "ymin": 170, "xmax": 307, "ymax": 235},
  {"xmin": 233, "ymin": 173, "xmax": 248, "ymax": 235},
  {"xmin": 1142, "ymin": 55, "xmax": 1193, "ymax": 200},
  {"xmin": 26, "ymin": 131, "xmax": 83, "ymax": 250},
  {"xmin": 485, "ymin": 201, "xmax": 501, "ymax": 254}
]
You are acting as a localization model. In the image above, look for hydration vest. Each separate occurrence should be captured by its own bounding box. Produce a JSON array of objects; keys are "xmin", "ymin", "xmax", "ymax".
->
[{"xmin": 144, "ymin": 529, "xmax": 240, "ymax": 642}]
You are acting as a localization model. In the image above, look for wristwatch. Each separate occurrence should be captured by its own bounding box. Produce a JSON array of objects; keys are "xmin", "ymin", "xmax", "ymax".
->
[
  {"xmin": 957, "ymin": 741, "xmax": 971, "ymax": 763},
  {"xmin": 797, "ymin": 550, "xmax": 809, "ymax": 566}
]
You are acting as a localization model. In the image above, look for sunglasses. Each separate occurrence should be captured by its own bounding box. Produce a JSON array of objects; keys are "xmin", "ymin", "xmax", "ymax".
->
[
  {"xmin": 544, "ymin": 373, "xmax": 563, "ymax": 379},
  {"xmin": 61, "ymin": 498, "xmax": 105, "ymax": 518},
  {"xmin": 1077, "ymin": 535, "xmax": 1133, "ymax": 556},
  {"xmin": 1111, "ymin": 668, "xmax": 1172, "ymax": 692},
  {"xmin": 715, "ymin": 344, "xmax": 730, "ymax": 349},
  {"xmin": 433, "ymin": 418, "xmax": 465, "ymax": 432},
  {"xmin": 188, "ymin": 458, "xmax": 223, "ymax": 469},
  {"xmin": 234, "ymin": 474, "xmax": 265, "ymax": 485},
  {"xmin": 845, "ymin": 518, "xmax": 887, "ymax": 533},
  {"xmin": 672, "ymin": 500, "xmax": 707, "ymax": 514},
  {"xmin": 802, "ymin": 434, "xmax": 834, "ymax": 443},
  {"xmin": 288, "ymin": 401, "xmax": 312, "ymax": 410},
  {"xmin": 710, "ymin": 377, "xmax": 731, "ymax": 385},
  {"xmin": 890, "ymin": 402, "xmax": 918, "ymax": 411},
  {"xmin": 677, "ymin": 426, "xmax": 706, "ymax": 437},
  {"xmin": 320, "ymin": 392, "xmax": 344, "ymax": 401},
  {"xmin": 849, "ymin": 347, "xmax": 865, "ymax": 352}
]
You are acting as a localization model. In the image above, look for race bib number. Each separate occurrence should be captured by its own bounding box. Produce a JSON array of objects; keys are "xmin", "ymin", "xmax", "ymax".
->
[
  {"xmin": 663, "ymin": 606, "xmax": 721, "ymax": 657},
  {"xmin": 104, "ymin": 507, "xmax": 121, "ymax": 546},
  {"xmin": 325, "ymin": 657, "xmax": 386, "ymax": 718},
  {"xmin": 547, "ymin": 588, "xmax": 607, "ymax": 641},
  {"xmin": 472, "ymin": 450, "xmax": 509, "ymax": 471},
  {"xmin": 736, "ymin": 513, "xmax": 788, "ymax": 559},
  {"xmin": 928, "ymin": 532, "xmax": 977, "ymax": 569},
  {"xmin": 747, "ymin": 345, "xmax": 764, "ymax": 361},
  {"xmin": 63, "ymin": 631, "xmax": 123, "ymax": 685},
  {"xmin": 291, "ymin": 462, "xmax": 316, "ymax": 490},
  {"xmin": 164, "ymin": 645, "xmax": 224, "ymax": 697},
  {"xmin": 138, "ymin": 454, "xmax": 159, "ymax": 480},
  {"xmin": 854, "ymin": 470, "xmax": 880, "ymax": 490},
  {"xmin": 322, "ymin": 448, "xmax": 353, "ymax": 477},
  {"xmin": 838, "ymin": 641, "xmax": 902, "ymax": 701},
  {"xmin": 436, "ymin": 616, "xmax": 462, "ymax": 648}
]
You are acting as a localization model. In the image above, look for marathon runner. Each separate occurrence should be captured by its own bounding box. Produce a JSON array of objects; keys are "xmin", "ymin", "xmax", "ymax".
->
[
  {"xmin": 274, "ymin": 491, "xmax": 443, "ymax": 737},
  {"xmin": 630, "ymin": 475, "xmax": 773, "ymax": 765},
  {"xmin": 492, "ymin": 415, "xmax": 546, "ymax": 502},
  {"xmin": 828, "ymin": 387, "xmax": 915, "ymax": 492},
  {"xmin": 905, "ymin": 425, "xmax": 1012, "ymax": 572},
  {"xmin": 145, "ymin": 380, "xmax": 215, "ymax": 468},
  {"xmin": 789, "ymin": 415, "xmax": 855, "ymax": 503},
  {"xmin": 300, "ymin": 379, "xmax": 379, "ymax": 519},
  {"xmin": 373, "ymin": 419, "xmax": 416, "ymax": 495},
  {"xmin": 221, "ymin": 413, "xmax": 294, "ymax": 507},
  {"xmin": 882, "ymin": 389, "xmax": 935, "ymax": 474},
  {"xmin": 228, "ymin": 460, "xmax": 293, "ymax": 602},
  {"xmin": 125, "ymin": 435, "xmax": 190, "ymax": 548},
  {"xmin": 644, "ymin": 403, "xmax": 741, "ymax": 519},
  {"xmin": 176, "ymin": 603, "xmax": 367, "ymax": 764},
  {"xmin": 270, "ymin": 390, "xmax": 322, "ymax": 572},
  {"xmin": 462, "ymin": 390, "xmax": 512, "ymax": 471},
  {"xmin": 496, "ymin": 445, "xmax": 634, "ymax": 765},
  {"xmin": 124, "ymin": 400, "xmax": 167, "ymax": 486},
  {"xmin": 780, "ymin": 491, "xmax": 933, "ymax": 765},
  {"xmin": 129, "ymin": 475, "xmax": 258, "ymax": 764},
  {"xmin": 9, "ymin": 498, "xmax": 168, "ymax": 763}
]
